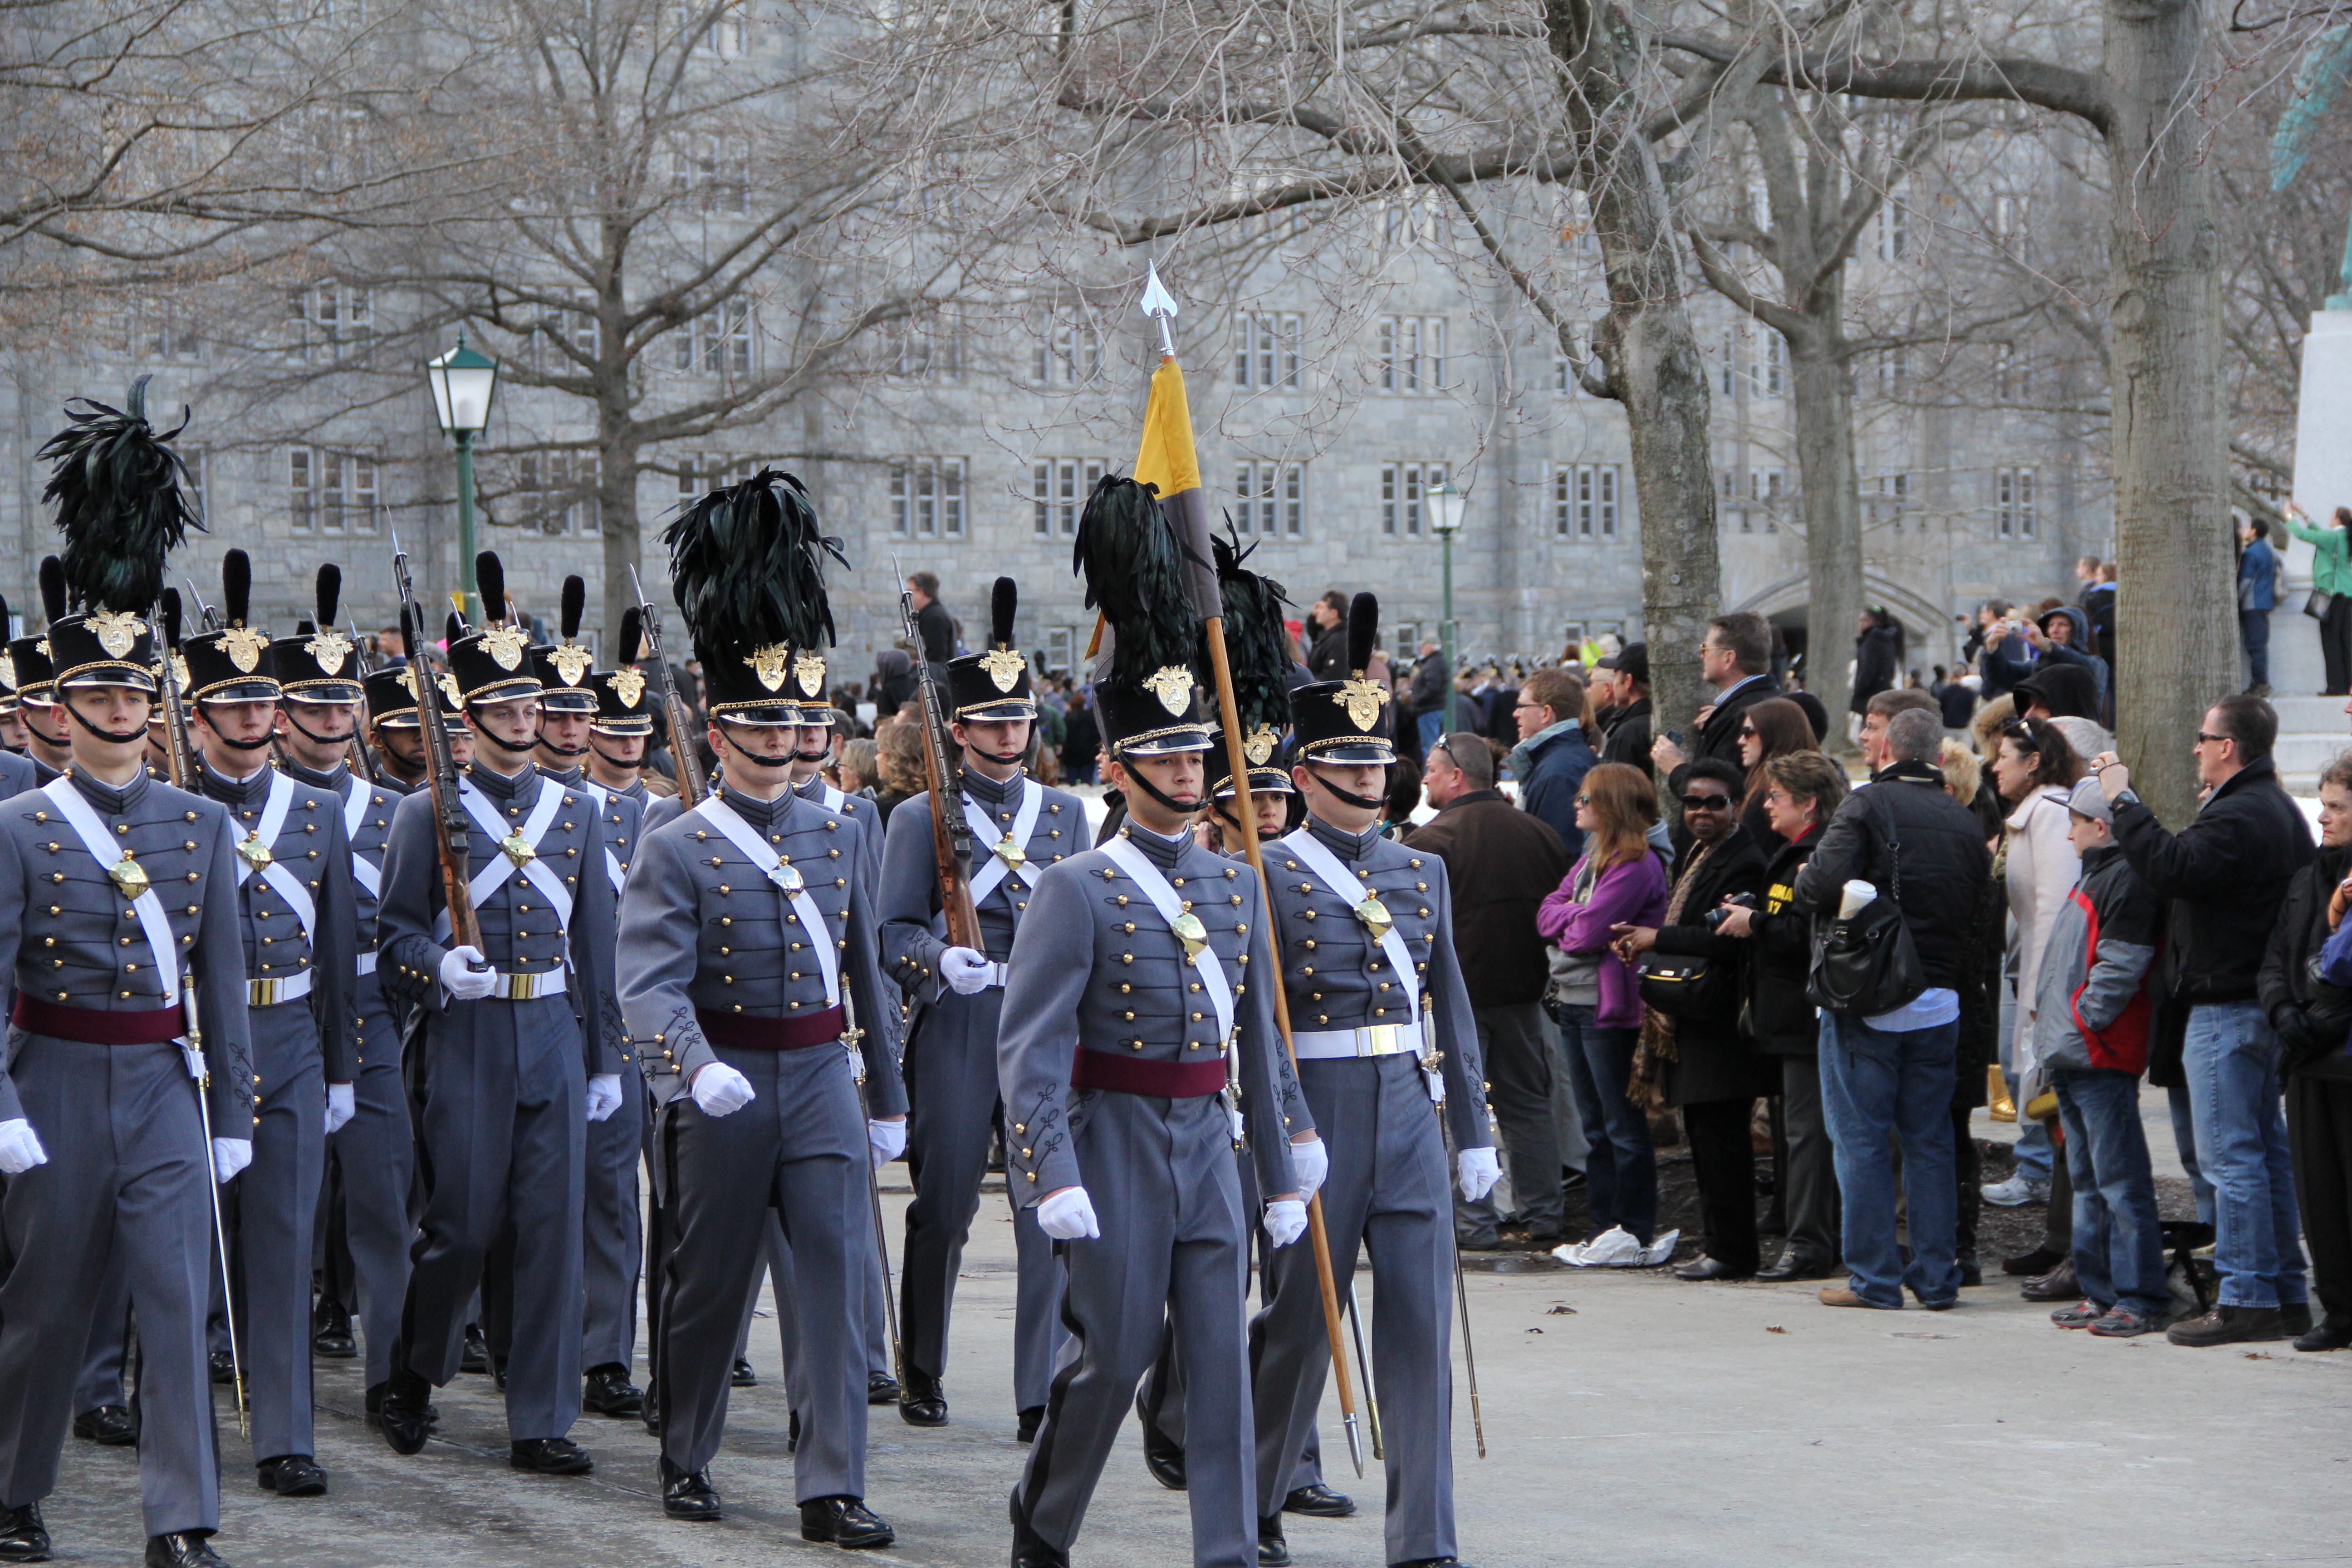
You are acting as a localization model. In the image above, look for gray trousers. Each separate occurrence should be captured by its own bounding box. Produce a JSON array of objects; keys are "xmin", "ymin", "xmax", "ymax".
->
[
  {"xmin": 659, "ymin": 1044, "xmax": 869, "ymax": 1503},
  {"xmin": 1254, "ymin": 1055, "xmax": 1455, "ymax": 1564},
  {"xmin": 397, "ymin": 997, "xmax": 585, "ymax": 1441},
  {"xmin": 75, "ymin": 1251, "xmax": 133, "ymax": 1414},
  {"xmin": 1455, "ymin": 1003, "xmax": 1561, "ymax": 1237},
  {"xmin": 227, "ymin": 1002, "xmax": 325, "ymax": 1462},
  {"xmin": 900, "ymin": 990, "xmax": 1065, "ymax": 1410},
  {"xmin": 332, "ymin": 993, "xmax": 414, "ymax": 1389},
  {"xmin": 582, "ymin": 1060, "xmax": 643, "ymax": 1372},
  {"xmin": 1017, "ymin": 1092, "xmax": 1256, "ymax": 1568},
  {"xmin": 0, "ymin": 1034, "xmax": 220, "ymax": 1536}
]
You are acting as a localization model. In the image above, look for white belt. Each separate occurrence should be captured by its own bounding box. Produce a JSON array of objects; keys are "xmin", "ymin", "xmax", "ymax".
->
[
  {"xmin": 489, "ymin": 969, "xmax": 567, "ymax": 1001},
  {"xmin": 356, "ymin": 952, "xmax": 377, "ymax": 976},
  {"xmin": 248, "ymin": 970, "xmax": 316, "ymax": 1007},
  {"xmin": 1292, "ymin": 1024, "xmax": 1418, "ymax": 1060},
  {"xmin": 979, "ymin": 960, "xmax": 1008, "ymax": 989}
]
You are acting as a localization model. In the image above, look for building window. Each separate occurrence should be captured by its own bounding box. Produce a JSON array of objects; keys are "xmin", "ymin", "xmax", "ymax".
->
[
  {"xmin": 538, "ymin": 301, "xmax": 599, "ymax": 369},
  {"xmin": 1031, "ymin": 457, "xmax": 1106, "ymax": 538},
  {"xmin": 517, "ymin": 452, "xmax": 600, "ymax": 536},
  {"xmin": 681, "ymin": 0, "xmax": 749, "ymax": 54},
  {"xmin": 289, "ymin": 448, "xmax": 380, "ymax": 534},
  {"xmin": 1878, "ymin": 347, "xmax": 1909, "ymax": 394},
  {"xmin": 1033, "ymin": 318, "xmax": 1102, "ymax": 386},
  {"xmin": 1877, "ymin": 195, "xmax": 1909, "ymax": 261},
  {"xmin": 1760, "ymin": 330, "xmax": 1784, "ymax": 396},
  {"xmin": 675, "ymin": 302, "xmax": 751, "ymax": 374},
  {"xmin": 1380, "ymin": 461, "xmax": 1446, "ymax": 536},
  {"xmin": 884, "ymin": 312, "xmax": 963, "ymax": 380},
  {"xmin": 1043, "ymin": 626, "xmax": 1075, "ymax": 675},
  {"xmin": 675, "ymin": 453, "xmax": 756, "ymax": 500},
  {"xmin": 1233, "ymin": 461, "xmax": 1306, "ymax": 537},
  {"xmin": 1376, "ymin": 316, "xmax": 1446, "ymax": 394},
  {"xmin": 1996, "ymin": 346, "xmax": 2029, "ymax": 402},
  {"xmin": 1233, "ymin": 312, "xmax": 1302, "ymax": 389},
  {"xmin": 292, "ymin": 286, "xmax": 371, "ymax": 362},
  {"xmin": 892, "ymin": 457, "xmax": 966, "ymax": 539},
  {"xmin": 1872, "ymin": 472, "xmax": 1911, "ymax": 529},
  {"xmin": 1551, "ymin": 464, "xmax": 1620, "ymax": 539},
  {"xmin": 1996, "ymin": 467, "xmax": 2036, "ymax": 539},
  {"xmin": 674, "ymin": 134, "xmax": 750, "ymax": 212}
]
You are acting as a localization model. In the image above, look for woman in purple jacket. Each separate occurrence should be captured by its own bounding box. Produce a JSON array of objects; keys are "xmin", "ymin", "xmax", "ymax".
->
[{"xmin": 1538, "ymin": 762, "xmax": 1672, "ymax": 1259}]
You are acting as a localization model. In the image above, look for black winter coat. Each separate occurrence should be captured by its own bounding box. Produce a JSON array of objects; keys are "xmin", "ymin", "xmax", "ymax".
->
[
  {"xmin": 2258, "ymin": 843, "xmax": 2352, "ymax": 1083},
  {"xmin": 1851, "ymin": 627, "xmax": 1899, "ymax": 714},
  {"xmin": 1601, "ymin": 696, "xmax": 1653, "ymax": 777},
  {"xmin": 1791, "ymin": 760, "xmax": 1994, "ymax": 993},
  {"xmin": 1651, "ymin": 824, "xmax": 1778, "ymax": 1105},
  {"xmin": 1743, "ymin": 827, "xmax": 1824, "ymax": 1056},
  {"xmin": 2111, "ymin": 757, "xmax": 2315, "ymax": 1006}
]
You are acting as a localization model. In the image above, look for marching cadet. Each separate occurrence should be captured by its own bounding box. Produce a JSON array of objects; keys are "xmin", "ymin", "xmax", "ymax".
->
[
  {"xmin": 264, "ymin": 568, "xmax": 413, "ymax": 1421},
  {"xmin": 179, "ymin": 551, "xmax": 358, "ymax": 1501},
  {"xmin": 1000, "ymin": 652, "xmax": 1322, "ymax": 1568},
  {"xmin": 0, "ymin": 387, "xmax": 256, "ymax": 1568},
  {"xmin": 372, "ymin": 552, "xmax": 627, "ymax": 1475},
  {"xmin": 1250, "ymin": 594, "xmax": 1497, "ymax": 1568},
  {"xmin": 365, "ymin": 659, "xmax": 436, "ymax": 791},
  {"xmin": 10, "ymin": 560, "xmax": 75, "ymax": 784},
  {"xmin": 525, "ymin": 579, "xmax": 647, "ymax": 1422},
  {"xmin": 615, "ymin": 470, "xmax": 902, "ymax": 1545},
  {"xmin": 877, "ymin": 577, "xmax": 1075, "ymax": 1439},
  {"xmin": 0, "ymin": 598, "xmax": 34, "ymax": 787}
]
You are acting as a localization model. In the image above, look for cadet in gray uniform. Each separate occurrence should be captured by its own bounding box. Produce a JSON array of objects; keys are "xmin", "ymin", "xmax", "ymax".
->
[
  {"xmin": 270, "ymin": 583, "xmax": 412, "ymax": 1417},
  {"xmin": 1002, "ymin": 658, "xmax": 1321, "ymax": 1568},
  {"xmin": 1249, "ymin": 594, "xmax": 1497, "ymax": 1568},
  {"xmin": 615, "ymin": 470, "xmax": 902, "ymax": 1546},
  {"xmin": 179, "ymin": 554, "xmax": 358, "ymax": 1501},
  {"xmin": 878, "ymin": 577, "xmax": 1074, "ymax": 1437},
  {"xmin": 0, "ymin": 605, "xmax": 36, "ymax": 801},
  {"xmin": 0, "ymin": 473, "xmax": 257, "ymax": 1568},
  {"xmin": 9, "ymin": 562, "xmax": 74, "ymax": 790},
  {"xmin": 373, "ymin": 552, "xmax": 626, "ymax": 1475}
]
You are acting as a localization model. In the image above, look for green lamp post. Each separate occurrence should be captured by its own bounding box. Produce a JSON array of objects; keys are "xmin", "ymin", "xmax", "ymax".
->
[
  {"xmin": 426, "ymin": 332, "xmax": 501, "ymax": 620},
  {"xmin": 1429, "ymin": 480, "xmax": 1467, "ymax": 695}
]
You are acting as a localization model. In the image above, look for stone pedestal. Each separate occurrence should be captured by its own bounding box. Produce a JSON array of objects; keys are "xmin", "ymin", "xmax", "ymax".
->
[{"xmin": 2271, "ymin": 309, "xmax": 2352, "ymax": 697}]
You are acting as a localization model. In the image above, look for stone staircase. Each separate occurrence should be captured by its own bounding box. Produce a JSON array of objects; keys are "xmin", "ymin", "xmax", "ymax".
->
[{"xmin": 2273, "ymin": 695, "xmax": 2348, "ymax": 792}]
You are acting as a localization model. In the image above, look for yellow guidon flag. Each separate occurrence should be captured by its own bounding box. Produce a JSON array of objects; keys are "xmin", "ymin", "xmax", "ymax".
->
[{"xmin": 1131, "ymin": 347, "xmax": 1220, "ymax": 623}]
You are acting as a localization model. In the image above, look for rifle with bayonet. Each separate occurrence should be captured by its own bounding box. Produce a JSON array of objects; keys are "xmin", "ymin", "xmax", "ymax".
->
[
  {"xmin": 345, "ymin": 617, "xmax": 382, "ymax": 785},
  {"xmin": 389, "ymin": 533, "xmax": 480, "ymax": 952},
  {"xmin": 627, "ymin": 566, "xmax": 707, "ymax": 802},
  {"xmin": 894, "ymin": 555, "xmax": 980, "ymax": 950},
  {"xmin": 152, "ymin": 590, "xmax": 199, "ymax": 788}
]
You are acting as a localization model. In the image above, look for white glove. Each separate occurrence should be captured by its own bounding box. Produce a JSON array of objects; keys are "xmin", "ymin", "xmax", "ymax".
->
[
  {"xmin": 690, "ymin": 1061, "xmax": 756, "ymax": 1117},
  {"xmin": 0, "ymin": 1118, "xmax": 47, "ymax": 1176},
  {"xmin": 212, "ymin": 1137, "xmax": 253, "ymax": 1185},
  {"xmin": 438, "ymin": 945, "xmax": 495, "ymax": 1000},
  {"xmin": 940, "ymin": 946, "xmax": 994, "ymax": 996},
  {"xmin": 1036, "ymin": 1186, "xmax": 1100, "ymax": 1240},
  {"xmin": 1458, "ymin": 1146, "xmax": 1501, "ymax": 1202},
  {"xmin": 323, "ymin": 1083, "xmax": 355, "ymax": 1137},
  {"xmin": 868, "ymin": 1117, "xmax": 907, "ymax": 1167},
  {"xmin": 1262, "ymin": 1198, "xmax": 1308, "ymax": 1249},
  {"xmin": 584, "ymin": 1073, "xmax": 622, "ymax": 1123},
  {"xmin": 1289, "ymin": 1136, "xmax": 1328, "ymax": 1200}
]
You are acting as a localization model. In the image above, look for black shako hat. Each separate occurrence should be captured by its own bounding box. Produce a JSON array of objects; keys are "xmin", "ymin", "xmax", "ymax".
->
[
  {"xmin": 588, "ymin": 606, "xmax": 654, "ymax": 735},
  {"xmin": 664, "ymin": 467, "xmax": 844, "ymax": 727},
  {"xmin": 446, "ymin": 552, "xmax": 544, "ymax": 706},
  {"xmin": 530, "ymin": 575, "xmax": 597, "ymax": 713},
  {"xmin": 945, "ymin": 577, "xmax": 1036, "ymax": 723},
  {"xmin": 8, "ymin": 560, "xmax": 65, "ymax": 706},
  {"xmin": 1288, "ymin": 592, "xmax": 1395, "ymax": 765},
  {"xmin": 268, "ymin": 564, "xmax": 363, "ymax": 704},
  {"xmin": 1209, "ymin": 723, "xmax": 1295, "ymax": 800},
  {"xmin": 180, "ymin": 550, "xmax": 278, "ymax": 704}
]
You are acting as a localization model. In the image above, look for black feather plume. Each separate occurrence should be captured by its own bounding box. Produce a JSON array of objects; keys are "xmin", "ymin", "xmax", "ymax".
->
[
  {"xmin": 38, "ymin": 558, "xmax": 65, "ymax": 625},
  {"xmin": 559, "ymin": 575, "xmax": 584, "ymax": 642},
  {"xmin": 662, "ymin": 468, "xmax": 846, "ymax": 668},
  {"xmin": 1209, "ymin": 519, "xmax": 1294, "ymax": 735},
  {"xmin": 476, "ymin": 552, "xmax": 508, "ymax": 626},
  {"xmin": 223, "ymin": 549, "xmax": 251, "ymax": 627},
  {"xmin": 161, "ymin": 588, "xmax": 181, "ymax": 649},
  {"xmin": 1346, "ymin": 592, "xmax": 1379, "ymax": 676},
  {"xmin": 1072, "ymin": 473, "xmax": 1195, "ymax": 686},
  {"xmin": 315, "ymin": 565, "xmax": 341, "ymax": 629},
  {"xmin": 990, "ymin": 577, "xmax": 1016, "ymax": 649},
  {"xmin": 444, "ymin": 612, "xmax": 464, "ymax": 648},
  {"xmin": 618, "ymin": 606, "xmax": 643, "ymax": 666},
  {"xmin": 38, "ymin": 377, "xmax": 205, "ymax": 614}
]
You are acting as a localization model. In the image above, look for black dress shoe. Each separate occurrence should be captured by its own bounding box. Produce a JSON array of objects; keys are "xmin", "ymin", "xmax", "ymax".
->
[
  {"xmin": 898, "ymin": 1366, "xmax": 948, "ymax": 1426},
  {"xmin": 730, "ymin": 1357, "xmax": 758, "ymax": 1388},
  {"xmin": 2294, "ymin": 1316, "xmax": 2352, "ymax": 1352},
  {"xmin": 1009, "ymin": 1488, "xmax": 1069, "ymax": 1568},
  {"xmin": 1016, "ymin": 1406, "xmax": 1043, "ymax": 1444},
  {"xmin": 1757, "ymin": 1253, "xmax": 1838, "ymax": 1283},
  {"xmin": 73, "ymin": 1404, "xmax": 138, "ymax": 1446},
  {"xmin": 459, "ymin": 1324, "xmax": 490, "ymax": 1375},
  {"xmin": 2001, "ymin": 1245, "xmax": 2065, "ymax": 1277},
  {"xmin": 1133, "ymin": 1385, "xmax": 1185, "ymax": 1490},
  {"xmin": 1674, "ymin": 1255, "xmax": 1752, "ymax": 1282},
  {"xmin": 0, "ymin": 1501, "xmax": 49, "ymax": 1563},
  {"xmin": 1956, "ymin": 1254, "xmax": 1984, "ymax": 1289},
  {"xmin": 490, "ymin": 1355, "xmax": 508, "ymax": 1393},
  {"xmin": 2280, "ymin": 1302, "xmax": 2314, "ymax": 1337},
  {"xmin": 659, "ymin": 1458, "xmax": 722, "ymax": 1522},
  {"xmin": 867, "ymin": 1371, "xmax": 900, "ymax": 1405},
  {"xmin": 2020, "ymin": 1261, "xmax": 2080, "ymax": 1303},
  {"xmin": 311, "ymin": 1301, "xmax": 356, "ymax": 1360},
  {"xmin": 582, "ymin": 1364, "xmax": 645, "ymax": 1418},
  {"xmin": 1257, "ymin": 1514, "xmax": 1291, "ymax": 1567},
  {"xmin": 1390, "ymin": 1559, "xmax": 1471, "ymax": 1567},
  {"xmin": 256, "ymin": 1455, "xmax": 327, "ymax": 1498},
  {"xmin": 377, "ymin": 1372, "xmax": 435, "ymax": 1457},
  {"xmin": 799, "ymin": 1495, "xmax": 893, "ymax": 1548},
  {"xmin": 362, "ymin": 1382, "xmax": 438, "ymax": 1431},
  {"xmin": 640, "ymin": 1378, "xmax": 662, "ymax": 1436},
  {"xmin": 143, "ymin": 1533, "xmax": 230, "ymax": 1568},
  {"xmin": 208, "ymin": 1351, "xmax": 236, "ymax": 1385},
  {"xmin": 1283, "ymin": 1483, "xmax": 1356, "ymax": 1518},
  {"xmin": 509, "ymin": 1438, "xmax": 594, "ymax": 1476}
]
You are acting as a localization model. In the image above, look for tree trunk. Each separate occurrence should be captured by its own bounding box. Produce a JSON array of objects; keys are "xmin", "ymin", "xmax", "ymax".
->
[
  {"xmin": 599, "ymin": 416, "xmax": 643, "ymax": 647},
  {"xmin": 2105, "ymin": 0, "xmax": 2230, "ymax": 823},
  {"xmin": 1546, "ymin": 0, "xmax": 1722, "ymax": 733},
  {"xmin": 1788, "ymin": 321, "xmax": 1863, "ymax": 735}
]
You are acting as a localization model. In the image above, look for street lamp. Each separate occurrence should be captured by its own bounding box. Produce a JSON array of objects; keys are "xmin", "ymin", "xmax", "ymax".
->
[
  {"xmin": 426, "ymin": 332, "xmax": 500, "ymax": 619},
  {"xmin": 1428, "ymin": 480, "xmax": 1467, "ymax": 699}
]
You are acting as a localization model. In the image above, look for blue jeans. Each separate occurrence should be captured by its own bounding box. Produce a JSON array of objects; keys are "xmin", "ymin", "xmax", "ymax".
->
[
  {"xmin": 2182, "ymin": 1002, "xmax": 2307, "ymax": 1309},
  {"xmin": 2053, "ymin": 1068, "xmax": 2169, "ymax": 1319},
  {"xmin": 2167, "ymin": 1082, "xmax": 2216, "ymax": 1225},
  {"xmin": 1557, "ymin": 1006, "xmax": 1654, "ymax": 1244},
  {"xmin": 1416, "ymin": 709, "xmax": 1445, "ymax": 756},
  {"xmin": 1818, "ymin": 1012, "xmax": 1961, "ymax": 1308},
  {"xmin": 2241, "ymin": 608, "xmax": 2271, "ymax": 688},
  {"xmin": 2007, "ymin": 1071, "xmax": 2056, "ymax": 1184}
]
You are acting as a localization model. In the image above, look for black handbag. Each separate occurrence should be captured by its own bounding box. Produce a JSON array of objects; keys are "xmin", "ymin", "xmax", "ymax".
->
[
  {"xmin": 2305, "ymin": 588, "xmax": 2334, "ymax": 621},
  {"xmin": 1805, "ymin": 821, "xmax": 1926, "ymax": 1017},
  {"xmin": 1639, "ymin": 954, "xmax": 1737, "ymax": 1019}
]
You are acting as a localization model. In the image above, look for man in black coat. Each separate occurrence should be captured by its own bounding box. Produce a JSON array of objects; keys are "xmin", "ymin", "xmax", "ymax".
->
[
  {"xmin": 905, "ymin": 571, "xmax": 956, "ymax": 676},
  {"xmin": 1305, "ymin": 591, "xmax": 1349, "ymax": 681},
  {"xmin": 1595, "ymin": 643, "xmax": 1653, "ymax": 777},
  {"xmin": 1793, "ymin": 706, "xmax": 1991, "ymax": 1312},
  {"xmin": 1653, "ymin": 612, "xmax": 1780, "ymax": 824},
  {"xmin": 2095, "ymin": 694, "xmax": 2316, "ymax": 1347}
]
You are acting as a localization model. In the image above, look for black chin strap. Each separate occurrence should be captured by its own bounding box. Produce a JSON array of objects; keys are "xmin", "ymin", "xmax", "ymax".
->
[
  {"xmin": 472, "ymin": 722, "xmax": 540, "ymax": 757},
  {"xmin": 1117, "ymin": 756, "xmax": 1204, "ymax": 819},
  {"xmin": 1303, "ymin": 762, "xmax": 1387, "ymax": 812},
  {"xmin": 281, "ymin": 707, "xmax": 353, "ymax": 752},
  {"xmin": 538, "ymin": 739, "xmax": 590, "ymax": 760},
  {"xmin": 60, "ymin": 695, "xmax": 149, "ymax": 748},
  {"xmin": 974, "ymin": 749, "xmax": 1027, "ymax": 767},
  {"xmin": 589, "ymin": 741, "xmax": 643, "ymax": 773},
  {"xmin": 718, "ymin": 726, "xmax": 794, "ymax": 772}
]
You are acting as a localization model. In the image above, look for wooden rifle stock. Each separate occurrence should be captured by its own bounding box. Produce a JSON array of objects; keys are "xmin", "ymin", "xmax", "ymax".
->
[
  {"xmin": 628, "ymin": 567, "xmax": 707, "ymax": 802},
  {"xmin": 390, "ymin": 545, "xmax": 480, "ymax": 952},
  {"xmin": 150, "ymin": 609, "xmax": 199, "ymax": 789},
  {"xmin": 897, "ymin": 566, "xmax": 980, "ymax": 949}
]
